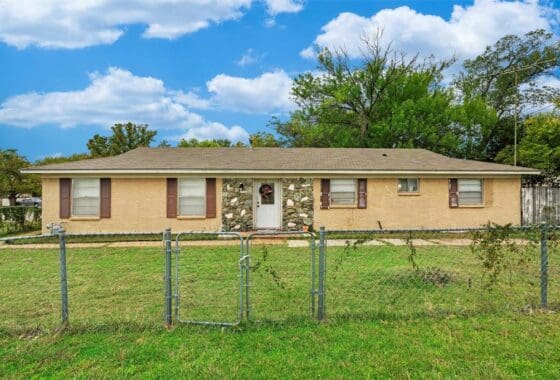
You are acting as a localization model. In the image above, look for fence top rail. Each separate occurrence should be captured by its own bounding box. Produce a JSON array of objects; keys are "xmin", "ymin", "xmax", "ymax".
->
[
  {"xmin": 0, "ymin": 231, "xmax": 165, "ymax": 242},
  {"xmin": 3, "ymin": 224, "xmax": 558, "ymax": 243},
  {"xmin": 174, "ymin": 231, "xmax": 244, "ymax": 247}
]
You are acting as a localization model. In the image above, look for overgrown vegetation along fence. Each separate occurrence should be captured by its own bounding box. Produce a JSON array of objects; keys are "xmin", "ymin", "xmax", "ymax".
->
[
  {"xmin": 0, "ymin": 206, "xmax": 41, "ymax": 236},
  {"xmin": 522, "ymin": 187, "xmax": 560, "ymax": 225},
  {"xmin": 0, "ymin": 224, "xmax": 558, "ymax": 333},
  {"xmin": 326, "ymin": 225, "xmax": 558, "ymax": 319}
]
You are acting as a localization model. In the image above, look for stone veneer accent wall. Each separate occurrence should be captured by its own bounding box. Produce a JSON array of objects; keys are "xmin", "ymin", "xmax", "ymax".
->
[
  {"xmin": 282, "ymin": 178, "xmax": 314, "ymax": 231},
  {"xmin": 222, "ymin": 178, "xmax": 253, "ymax": 231}
]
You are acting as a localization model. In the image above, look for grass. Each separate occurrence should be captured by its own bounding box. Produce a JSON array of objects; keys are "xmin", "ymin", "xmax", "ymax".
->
[{"xmin": 1, "ymin": 243, "xmax": 559, "ymax": 378}]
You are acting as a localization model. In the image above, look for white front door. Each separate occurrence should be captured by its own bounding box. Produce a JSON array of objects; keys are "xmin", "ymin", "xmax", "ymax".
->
[{"xmin": 255, "ymin": 180, "xmax": 281, "ymax": 229}]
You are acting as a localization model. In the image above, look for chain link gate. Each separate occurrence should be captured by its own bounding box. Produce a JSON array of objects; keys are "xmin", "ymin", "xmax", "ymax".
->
[
  {"xmin": 165, "ymin": 228, "xmax": 325, "ymax": 326},
  {"xmin": 244, "ymin": 231, "xmax": 320, "ymax": 322},
  {"xmin": 173, "ymin": 231, "xmax": 245, "ymax": 326}
]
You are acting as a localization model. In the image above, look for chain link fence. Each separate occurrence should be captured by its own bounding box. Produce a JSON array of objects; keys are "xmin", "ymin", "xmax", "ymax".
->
[
  {"xmin": 173, "ymin": 232, "xmax": 244, "ymax": 326},
  {"xmin": 244, "ymin": 232, "xmax": 316, "ymax": 322},
  {"xmin": 0, "ymin": 224, "xmax": 557, "ymax": 333},
  {"xmin": 324, "ymin": 225, "xmax": 559, "ymax": 319},
  {"xmin": 0, "ymin": 231, "xmax": 166, "ymax": 334}
]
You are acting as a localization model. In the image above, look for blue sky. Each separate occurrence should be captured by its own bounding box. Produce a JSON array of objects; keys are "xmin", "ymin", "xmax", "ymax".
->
[{"xmin": 0, "ymin": 0, "xmax": 558, "ymax": 161}]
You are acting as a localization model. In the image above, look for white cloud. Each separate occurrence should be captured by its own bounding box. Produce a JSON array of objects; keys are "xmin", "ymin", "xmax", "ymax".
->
[
  {"xmin": 264, "ymin": 18, "xmax": 277, "ymax": 28},
  {"xmin": 0, "ymin": 0, "xmax": 303, "ymax": 49},
  {"xmin": 236, "ymin": 48, "xmax": 265, "ymax": 66},
  {"xmin": 37, "ymin": 152, "xmax": 63, "ymax": 160},
  {"xmin": 173, "ymin": 91, "xmax": 211, "ymax": 110},
  {"xmin": 180, "ymin": 123, "xmax": 249, "ymax": 142},
  {"xmin": 0, "ymin": 67, "xmax": 249, "ymax": 142},
  {"xmin": 537, "ymin": 75, "xmax": 560, "ymax": 90},
  {"xmin": 301, "ymin": 0, "xmax": 558, "ymax": 60},
  {"xmin": 264, "ymin": 0, "xmax": 304, "ymax": 15},
  {"xmin": 205, "ymin": 70, "xmax": 294, "ymax": 113}
]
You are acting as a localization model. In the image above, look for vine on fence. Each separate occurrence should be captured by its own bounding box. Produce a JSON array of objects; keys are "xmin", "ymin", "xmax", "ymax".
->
[
  {"xmin": 250, "ymin": 245, "xmax": 286, "ymax": 289},
  {"xmin": 470, "ymin": 222, "xmax": 559, "ymax": 289},
  {"xmin": 405, "ymin": 233, "xmax": 418, "ymax": 271}
]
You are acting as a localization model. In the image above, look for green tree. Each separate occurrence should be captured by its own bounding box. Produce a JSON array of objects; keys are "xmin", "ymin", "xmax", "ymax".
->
[
  {"xmin": 272, "ymin": 37, "xmax": 465, "ymax": 156},
  {"xmin": 157, "ymin": 140, "xmax": 171, "ymax": 147},
  {"xmin": 34, "ymin": 153, "xmax": 91, "ymax": 166},
  {"xmin": 496, "ymin": 109, "xmax": 560, "ymax": 180},
  {"xmin": 177, "ymin": 138, "xmax": 244, "ymax": 147},
  {"xmin": 249, "ymin": 132, "xmax": 282, "ymax": 147},
  {"xmin": 87, "ymin": 123, "xmax": 157, "ymax": 157},
  {"xmin": 0, "ymin": 150, "xmax": 39, "ymax": 205},
  {"xmin": 454, "ymin": 29, "xmax": 560, "ymax": 160}
]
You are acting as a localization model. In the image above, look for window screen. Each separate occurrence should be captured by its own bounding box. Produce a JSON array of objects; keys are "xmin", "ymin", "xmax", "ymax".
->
[
  {"xmin": 72, "ymin": 178, "xmax": 100, "ymax": 216},
  {"xmin": 178, "ymin": 178, "xmax": 206, "ymax": 216},
  {"xmin": 330, "ymin": 179, "xmax": 357, "ymax": 205},
  {"xmin": 458, "ymin": 179, "xmax": 483, "ymax": 205}
]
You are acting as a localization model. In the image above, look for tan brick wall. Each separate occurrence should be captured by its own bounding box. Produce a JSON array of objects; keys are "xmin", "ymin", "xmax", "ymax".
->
[
  {"xmin": 312, "ymin": 177, "xmax": 521, "ymax": 229},
  {"xmin": 42, "ymin": 176, "xmax": 521, "ymax": 233},
  {"xmin": 42, "ymin": 177, "xmax": 222, "ymax": 233}
]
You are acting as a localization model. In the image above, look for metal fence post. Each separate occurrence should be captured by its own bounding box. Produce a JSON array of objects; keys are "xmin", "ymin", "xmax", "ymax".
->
[
  {"xmin": 245, "ymin": 240, "xmax": 251, "ymax": 321},
  {"xmin": 310, "ymin": 237, "xmax": 316, "ymax": 318},
  {"xmin": 164, "ymin": 228, "xmax": 173, "ymax": 327},
  {"xmin": 540, "ymin": 222, "xmax": 548, "ymax": 309},
  {"xmin": 58, "ymin": 228, "xmax": 69, "ymax": 326},
  {"xmin": 318, "ymin": 226, "xmax": 326, "ymax": 321}
]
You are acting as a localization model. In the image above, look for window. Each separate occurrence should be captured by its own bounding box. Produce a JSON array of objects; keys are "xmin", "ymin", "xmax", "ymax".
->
[
  {"xmin": 259, "ymin": 183, "xmax": 275, "ymax": 205},
  {"xmin": 72, "ymin": 178, "xmax": 100, "ymax": 216},
  {"xmin": 397, "ymin": 178, "xmax": 419, "ymax": 193},
  {"xmin": 330, "ymin": 179, "xmax": 357, "ymax": 206},
  {"xmin": 178, "ymin": 178, "xmax": 206, "ymax": 216},
  {"xmin": 458, "ymin": 179, "xmax": 483, "ymax": 205}
]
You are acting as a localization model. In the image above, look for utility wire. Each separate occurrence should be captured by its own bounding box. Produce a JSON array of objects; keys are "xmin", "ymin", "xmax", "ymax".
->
[
  {"xmin": 463, "ymin": 56, "xmax": 559, "ymax": 166},
  {"xmin": 525, "ymin": 103, "xmax": 556, "ymax": 116}
]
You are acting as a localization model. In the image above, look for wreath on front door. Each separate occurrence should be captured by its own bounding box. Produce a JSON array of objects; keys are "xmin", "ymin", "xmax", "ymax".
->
[{"xmin": 259, "ymin": 183, "xmax": 274, "ymax": 200}]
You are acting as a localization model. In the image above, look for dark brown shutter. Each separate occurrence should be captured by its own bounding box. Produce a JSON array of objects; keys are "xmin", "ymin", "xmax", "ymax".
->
[
  {"xmin": 100, "ymin": 178, "xmax": 111, "ymax": 218},
  {"xmin": 320, "ymin": 179, "xmax": 330, "ymax": 209},
  {"xmin": 206, "ymin": 178, "xmax": 216, "ymax": 218},
  {"xmin": 449, "ymin": 178, "xmax": 459, "ymax": 208},
  {"xmin": 59, "ymin": 178, "xmax": 71, "ymax": 219},
  {"xmin": 167, "ymin": 178, "xmax": 178, "ymax": 218},
  {"xmin": 357, "ymin": 178, "xmax": 367, "ymax": 209}
]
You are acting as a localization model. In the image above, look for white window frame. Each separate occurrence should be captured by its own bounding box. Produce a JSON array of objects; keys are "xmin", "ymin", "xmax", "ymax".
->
[
  {"xmin": 397, "ymin": 178, "xmax": 420, "ymax": 193},
  {"xmin": 178, "ymin": 178, "xmax": 206, "ymax": 217},
  {"xmin": 71, "ymin": 178, "xmax": 100, "ymax": 217},
  {"xmin": 458, "ymin": 179, "xmax": 484, "ymax": 206},
  {"xmin": 330, "ymin": 179, "xmax": 357, "ymax": 206}
]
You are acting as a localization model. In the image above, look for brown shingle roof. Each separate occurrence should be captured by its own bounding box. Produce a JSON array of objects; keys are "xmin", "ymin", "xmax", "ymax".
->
[{"xmin": 23, "ymin": 147, "xmax": 539, "ymax": 175}]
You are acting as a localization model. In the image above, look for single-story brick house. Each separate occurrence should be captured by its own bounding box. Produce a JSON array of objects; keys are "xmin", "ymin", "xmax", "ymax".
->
[{"xmin": 23, "ymin": 147, "xmax": 539, "ymax": 234}]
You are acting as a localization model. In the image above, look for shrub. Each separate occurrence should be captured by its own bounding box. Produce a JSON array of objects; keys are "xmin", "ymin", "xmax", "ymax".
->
[{"xmin": 0, "ymin": 206, "xmax": 41, "ymax": 236}]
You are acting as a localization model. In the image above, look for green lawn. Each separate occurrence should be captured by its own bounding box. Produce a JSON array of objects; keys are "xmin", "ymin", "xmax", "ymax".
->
[{"xmin": 1, "ymin": 243, "xmax": 559, "ymax": 378}]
